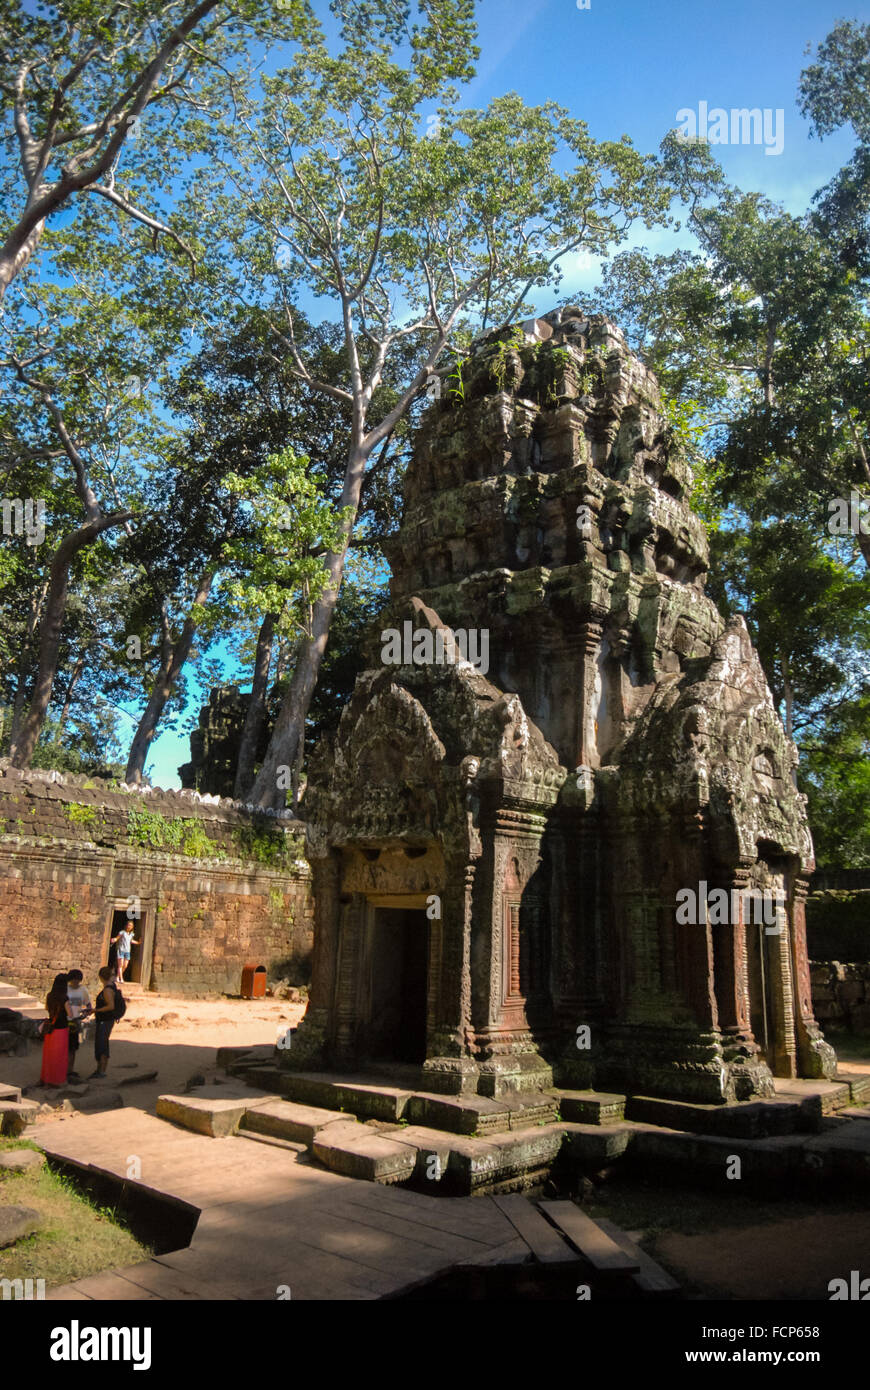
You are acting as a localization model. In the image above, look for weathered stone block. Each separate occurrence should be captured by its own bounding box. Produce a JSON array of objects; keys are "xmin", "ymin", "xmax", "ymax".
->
[
  {"xmin": 0, "ymin": 1205, "xmax": 43, "ymax": 1248},
  {"xmin": 311, "ymin": 1122, "xmax": 417, "ymax": 1183},
  {"xmin": 0, "ymin": 1148, "xmax": 45, "ymax": 1175}
]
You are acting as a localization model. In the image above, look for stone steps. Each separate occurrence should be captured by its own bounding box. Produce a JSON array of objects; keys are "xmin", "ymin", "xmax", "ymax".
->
[
  {"xmin": 227, "ymin": 1061, "xmax": 561, "ymax": 1135},
  {"xmin": 0, "ymin": 979, "xmax": 48, "ymax": 1016},
  {"xmin": 554, "ymin": 1090, "xmax": 626, "ymax": 1125},
  {"xmin": 156, "ymin": 1089, "xmax": 280, "ymax": 1138},
  {"xmin": 241, "ymin": 1098, "xmax": 357, "ymax": 1147},
  {"xmin": 625, "ymin": 1078, "xmax": 868, "ymax": 1137},
  {"xmin": 159, "ymin": 1078, "xmax": 870, "ymax": 1197},
  {"xmin": 0, "ymin": 999, "xmax": 47, "ymax": 1019},
  {"xmin": 235, "ymin": 1127, "xmax": 308, "ymax": 1155}
]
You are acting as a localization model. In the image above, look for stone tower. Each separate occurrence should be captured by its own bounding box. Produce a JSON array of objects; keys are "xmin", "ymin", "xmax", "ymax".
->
[{"xmin": 294, "ymin": 309, "xmax": 835, "ymax": 1105}]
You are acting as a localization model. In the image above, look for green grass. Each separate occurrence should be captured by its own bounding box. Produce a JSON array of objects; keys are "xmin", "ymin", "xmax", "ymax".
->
[{"xmin": 0, "ymin": 1137, "xmax": 152, "ymax": 1296}]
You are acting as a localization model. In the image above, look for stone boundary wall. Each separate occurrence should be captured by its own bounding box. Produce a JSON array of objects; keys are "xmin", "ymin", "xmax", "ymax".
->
[
  {"xmin": 812, "ymin": 870, "xmax": 870, "ymax": 892},
  {"xmin": 810, "ymin": 961, "xmax": 870, "ymax": 1035},
  {"xmin": 806, "ymin": 888, "xmax": 869, "ymax": 963},
  {"xmin": 0, "ymin": 763, "xmax": 313, "ymax": 998}
]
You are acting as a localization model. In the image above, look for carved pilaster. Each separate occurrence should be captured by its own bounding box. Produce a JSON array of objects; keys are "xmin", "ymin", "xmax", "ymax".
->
[{"xmin": 791, "ymin": 876, "xmax": 837, "ymax": 1079}]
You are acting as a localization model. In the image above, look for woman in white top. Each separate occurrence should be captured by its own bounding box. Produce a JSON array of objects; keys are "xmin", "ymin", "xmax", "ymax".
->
[{"xmin": 65, "ymin": 968, "xmax": 92, "ymax": 1079}]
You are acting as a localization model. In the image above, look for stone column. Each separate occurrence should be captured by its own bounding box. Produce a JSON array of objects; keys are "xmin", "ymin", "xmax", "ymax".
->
[
  {"xmin": 421, "ymin": 858, "xmax": 480, "ymax": 1095},
  {"xmin": 791, "ymin": 876, "xmax": 838, "ymax": 1079},
  {"xmin": 577, "ymin": 620, "xmax": 604, "ymax": 768},
  {"xmin": 282, "ymin": 848, "xmax": 339, "ymax": 1070},
  {"xmin": 710, "ymin": 865, "xmax": 774, "ymax": 1099},
  {"xmin": 333, "ymin": 893, "xmax": 367, "ymax": 1063},
  {"xmin": 766, "ymin": 876, "xmax": 798, "ymax": 1078}
]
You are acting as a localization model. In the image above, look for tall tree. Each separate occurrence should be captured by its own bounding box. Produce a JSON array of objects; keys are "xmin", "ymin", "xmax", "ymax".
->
[
  {"xmin": 198, "ymin": 0, "xmax": 671, "ymax": 806},
  {"xmin": 0, "ymin": 0, "xmax": 311, "ymax": 296}
]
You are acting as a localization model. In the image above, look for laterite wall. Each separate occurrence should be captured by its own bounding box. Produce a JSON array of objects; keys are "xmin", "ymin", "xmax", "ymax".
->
[{"xmin": 0, "ymin": 762, "xmax": 313, "ymax": 999}]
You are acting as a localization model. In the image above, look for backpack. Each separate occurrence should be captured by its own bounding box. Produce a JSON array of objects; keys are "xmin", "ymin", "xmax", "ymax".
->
[{"xmin": 112, "ymin": 986, "xmax": 127, "ymax": 1021}]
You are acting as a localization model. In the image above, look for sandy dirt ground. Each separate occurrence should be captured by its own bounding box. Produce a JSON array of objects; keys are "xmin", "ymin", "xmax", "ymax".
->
[
  {"xmin": 1, "ymin": 988, "xmax": 307, "ymax": 1119},
  {"xmin": 655, "ymin": 1211, "xmax": 870, "ymax": 1300}
]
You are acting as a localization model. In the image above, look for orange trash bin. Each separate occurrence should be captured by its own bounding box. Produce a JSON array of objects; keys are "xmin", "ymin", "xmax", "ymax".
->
[{"xmin": 241, "ymin": 962, "xmax": 267, "ymax": 999}]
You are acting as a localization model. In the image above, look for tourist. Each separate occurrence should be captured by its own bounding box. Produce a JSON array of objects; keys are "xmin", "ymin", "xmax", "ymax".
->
[
  {"xmin": 110, "ymin": 919, "xmax": 140, "ymax": 983},
  {"xmin": 65, "ymin": 968, "xmax": 92, "ymax": 1080},
  {"xmin": 39, "ymin": 973, "xmax": 72, "ymax": 1087},
  {"xmin": 90, "ymin": 966, "xmax": 116, "ymax": 1079}
]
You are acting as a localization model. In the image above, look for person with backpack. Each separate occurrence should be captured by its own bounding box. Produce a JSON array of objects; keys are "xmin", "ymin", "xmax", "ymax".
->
[
  {"xmin": 90, "ymin": 966, "xmax": 125, "ymax": 1078},
  {"xmin": 40, "ymin": 973, "xmax": 72, "ymax": 1086}
]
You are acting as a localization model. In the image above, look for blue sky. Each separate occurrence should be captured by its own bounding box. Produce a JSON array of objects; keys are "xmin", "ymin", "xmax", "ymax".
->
[{"xmin": 144, "ymin": 0, "xmax": 862, "ymax": 787}]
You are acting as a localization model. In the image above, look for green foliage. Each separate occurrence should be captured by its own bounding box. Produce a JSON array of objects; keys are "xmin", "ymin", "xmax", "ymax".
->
[
  {"xmin": 233, "ymin": 823, "xmax": 290, "ymax": 866},
  {"xmin": 181, "ymin": 821, "xmax": 223, "ymax": 860},
  {"xmin": 65, "ymin": 803, "xmax": 96, "ymax": 826},
  {"xmin": 126, "ymin": 805, "xmax": 225, "ymax": 859},
  {"xmin": 222, "ymin": 447, "xmax": 353, "ymax": 643},
  {"xmin": 446, "ymin": 360, "xmax": 468, "ymax": 403},
  {"xmin": 490, "ymin": 326, "xmax": 526, "ymax": 393},
  {"xmin": 127, "ymin": 806, "xmax": 183, "ymax": 851},
  {"xmin": 801, "ymin": 695, "xmax": 870, "ymax": 871}
]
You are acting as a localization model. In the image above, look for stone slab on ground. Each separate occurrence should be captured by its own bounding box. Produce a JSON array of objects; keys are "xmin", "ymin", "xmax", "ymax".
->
[
  {"xmin": 404, "ymin": 1092, "xmax": 514, "ymax": 1135},
  {"xmin": 802, "ymin": 1122, "xmax": 870, "ymax": 1179},
  {"xmin": 0, "ymin": 1204, "xmax": 42, "ymax": 1247},
  {"xmin": 772, "ymin": 1077, "xmax": 853, "ymax": 1116},
  {"xmin": 0, "ymin": 1147, "xmax": 45, "ymax": 1174},
  {"xmin": 243, "ymin": 1098, "xmax": 355, "ymax": 1147},
  {"xmin": 216, "ymin": 1043, "xmax": 276, "ymax": 1070},
  {"xmin": 554, "ymin": 1090, "xmax": 626, "ymax": 1125},
  {"xmin": 370, "ymin": 1125, "xmax": 454, "ymax": 1186},
  {"xmin": 625, "ymin": 1094, "xmax": 806, "ymax": 1138},
  {"xmin": 0, "ymin": 1098, "xmax": 41, "ymax": 1134},
  {"xmin": 233, "ymin": 1064, "xmax": 285, "ymax": 1091},
  {"xmin": 280, "ymin": 1072, "xmax": 415, "ymax": 1122},
  {"xmin": 561, "ymin": 1121, "xmax": 637, "ymax": 1166},
  {"xmin": 843, "ymin": 1075, "xmax": 870, "ymax": 1106},
  {"xmin": 443, "ymin": 1125, "xmax": 565, "ymax": 1192},
  {"xmin": 311, "ymin": 1120, "xmax": 418, "ymax": 1183},
  {"xmin": 0, "ymin": 1082, "xmax": 22, "ymax": 1103},
  {"xmin": 0, "ymin": 999, "xmax": 47, "ymax": 1019},
  {"xmin": 156, "ymin": 1093, "xmax": 279, "ymax": 1138}
]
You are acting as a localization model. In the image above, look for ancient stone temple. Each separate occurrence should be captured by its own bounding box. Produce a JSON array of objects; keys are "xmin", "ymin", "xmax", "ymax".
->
[{"xmin": 290, "ymin": 309, "xmax": 836, "ymax": 1105}]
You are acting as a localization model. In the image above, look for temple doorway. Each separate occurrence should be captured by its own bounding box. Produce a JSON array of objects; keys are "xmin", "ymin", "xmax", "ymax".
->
[
  {"xmin": 747, "ymin": 920, "xmax": 776, "ymax": 1070},
  {"xmin": 106, "ymin": 904, "xmax": 153, "ymax": 987},
  {"xmin": 365, "ymin": 905, "xmax": 429, "ymax": 1064}
]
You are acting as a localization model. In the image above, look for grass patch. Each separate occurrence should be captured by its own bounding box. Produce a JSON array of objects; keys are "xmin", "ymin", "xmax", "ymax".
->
[{"xmin": 0, "ymin": 1137, "xmax": 152, "ymax": 1295}]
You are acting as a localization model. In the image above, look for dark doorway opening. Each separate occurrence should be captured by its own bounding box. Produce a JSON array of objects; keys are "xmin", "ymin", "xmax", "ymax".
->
[
  {"xmin": 747, "ymin": 921, "xmax": 775, "ymax": 1069},
  {"xmin": 110, "ymin": 908, "xmax": 145, "ymax": 984},
  {"xmin": 367, "ymin": 907, "xmax": 429, "ymax": 1064}
]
